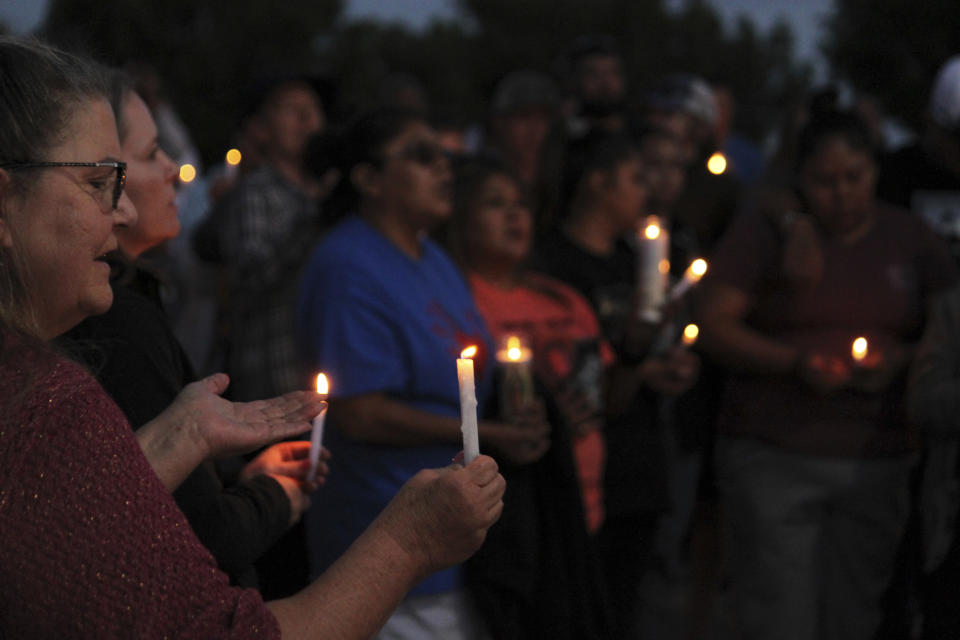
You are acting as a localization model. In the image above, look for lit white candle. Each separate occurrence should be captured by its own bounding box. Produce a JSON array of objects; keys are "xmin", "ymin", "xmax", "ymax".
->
[
  {"xmin": 681, "ymin": 323, "xmax": 699, "ymax": 349},
  {"xmin": 457, "ymin": 346, "xmax": 480, "ymax": 464},
  {"xmin": 852, "ymin": 337, "xmax": 868, "ymax": 364},
  {"xmin": 309, "ymin": 373, "xmax": 329, "ymax": 482},
  {"xmin": 636, "ymin": 215, "xmax": 670, "ymax": 322},
  {"xmin": 224, "ymin": 147, "xmax": 242, "ymax": 180},
  {"xmin": 495, "ymin": 335, "xmax": 534, "ymax": 421},
  {"xmin": 668, "ymin": 258, "xmax": 708, "ymax": 303}
]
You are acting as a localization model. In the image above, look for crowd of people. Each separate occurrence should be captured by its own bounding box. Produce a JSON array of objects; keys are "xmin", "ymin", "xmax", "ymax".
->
[{"xmin": 3, "ymin": 28, "xmax": 960, "ymax": 640}]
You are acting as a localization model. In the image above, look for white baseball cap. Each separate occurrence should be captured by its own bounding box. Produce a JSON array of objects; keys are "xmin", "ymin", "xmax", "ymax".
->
[{"xmin": 930, "ymin": 55, "xmax": 960, "ymax": 129}]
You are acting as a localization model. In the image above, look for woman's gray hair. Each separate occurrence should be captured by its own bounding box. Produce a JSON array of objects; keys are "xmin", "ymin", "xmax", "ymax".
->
[{"xmin": 0, "ymin": 36, "xmax": 110, "ymax": 341}]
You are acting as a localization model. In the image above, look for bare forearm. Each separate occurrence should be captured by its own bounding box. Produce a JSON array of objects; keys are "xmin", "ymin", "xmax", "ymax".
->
[{"xmin": 266, "ymin": 523, "xmax": 423, "ymax": 640}]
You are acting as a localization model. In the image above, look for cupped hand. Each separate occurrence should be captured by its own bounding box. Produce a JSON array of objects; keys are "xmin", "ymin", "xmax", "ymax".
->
[
  {"xmin": 796, "ymin": 352, "xmax": 851, "ymax": 394},
  {"xmin": 165, "ymin": 373, "xmax": 323, "ymax": 461},
  {"xmin": 240, "ymin": 440, "xmax": 332, "ymax": 492},
  {"xmin": 375, "ymin": 455, "xmax": 506, "ymax": 577},
  {"xmin": 848, "ymin": 345, "xmax": 910, "ymax": 394}
]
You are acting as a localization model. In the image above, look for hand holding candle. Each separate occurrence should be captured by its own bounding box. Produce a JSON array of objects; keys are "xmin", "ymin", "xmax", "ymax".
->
[
  {"xmin": 457, "ymin": 346, "xmax": 480, "ymax": 464},
  {"xmin": 309, "ymin": 373, "xmax": 329, "ymax": 483}
]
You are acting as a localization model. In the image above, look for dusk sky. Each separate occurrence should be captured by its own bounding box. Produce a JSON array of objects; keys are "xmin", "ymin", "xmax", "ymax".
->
[{"xmin": 0, "ymin": 0, "xmax": 832, "ymax": 78}]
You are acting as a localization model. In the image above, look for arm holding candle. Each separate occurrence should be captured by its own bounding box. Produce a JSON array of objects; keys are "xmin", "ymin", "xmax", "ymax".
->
[
  {"xmin": 697, "ymin": 280, "xmax": 854, "ymax": 393},
  {"xmin": 266, "ymin": 456, "xmax": 506, "ymax": 639}
]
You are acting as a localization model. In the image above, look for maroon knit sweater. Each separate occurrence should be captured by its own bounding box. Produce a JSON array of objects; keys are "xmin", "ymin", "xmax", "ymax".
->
[{"xmin": 0, "ymin": 341, "xmax": 281, "ymax": 639}]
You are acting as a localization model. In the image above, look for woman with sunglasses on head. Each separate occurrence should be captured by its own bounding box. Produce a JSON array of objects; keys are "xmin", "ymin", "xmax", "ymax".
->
[
  {"xmin": 297, "ymin": 108, "xmax": 549, "ymax": 639},
  {"xmin": 0, "ymin": 36, "xmax": 505, "ymax": 639},
  {"xmin": 60, "ymin": 70, "xmax": 322, "ymax": 589}
]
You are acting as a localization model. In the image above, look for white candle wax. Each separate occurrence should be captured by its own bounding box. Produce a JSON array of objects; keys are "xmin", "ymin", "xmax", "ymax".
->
[
  {"xmin": 636, "ymin": 216, "xmax": 670, "ymax": 322},
  {"xmin": 457, "ymin": 347, "xmax": 480, "ymax": 464},
  {"xmin": 309, "ymin": 373, "xmax": 329, "ymax": 483},
  {"xmin": 668, "ymin": 258, "xmax": 708, "ymax": 303},
  {"xmin": 308, "ymin": 405, "xmax": 327, "ymax": 482}
]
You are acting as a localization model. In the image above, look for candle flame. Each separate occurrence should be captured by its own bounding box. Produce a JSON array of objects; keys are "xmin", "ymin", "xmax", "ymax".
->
[
  {"xmin": 225, "ymin": 148, "xmax": 242, "ymax": 166},
  {"xmin": 460, "ymin": 345, "xmax": 477, "ymax": 359},
  {"xmin": 707, "ymin": 152, "xmax": 727, "ymax": 175},
  {"xmin": 690, "ymin": 258, "xmax": 708, "ymax": 277},
  {"xmin": 179, "ymin": 163, "xmax": 197, "ymax": 183},
  {"xmin": 315, "ymin": 373, "xmax": 329, "ymax": 395},
  {"xmin": 644, "ymin": 221, "xmax": 661, "ymax": 240},
  {"xmin": 506, "ymin": 336, "xmax": 523, "ymax": 362},
  {"xmin": 852, "ymin": 337, "xmax": 868, "ymax": 361},
  {"xmin": 682, "ymin": 324, "xmax": 700, "ymax": 346}
]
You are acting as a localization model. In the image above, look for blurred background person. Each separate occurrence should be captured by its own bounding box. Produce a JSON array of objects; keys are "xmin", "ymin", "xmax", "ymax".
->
[
  {"xmin": 445, "ymin": 155, "xmax": 614, "ymax": 639},
  {"xmin": 879, "ymin": 54, "xmax": 960, "ymax": 264},
  {"xmin": 697, "ymin": 108, "xmax": 956, "ymax": 640},
  {"xmin": 297, "ymin": 108, "xmax": 548, "ymax": 639},
  {"xmin": 214, "ymin": 74, "xmax": 326, "ymax": 402},
  {"xmin": 61, "ymin": 70, "xmax": 320, "ymax": 588},
  {"xmin": 485, "ymin": 69, "xmax": 560, "ymax": 209},
  {"xmin": 535, "ymin": 129, "xmax": 700, "ymax": 639}
]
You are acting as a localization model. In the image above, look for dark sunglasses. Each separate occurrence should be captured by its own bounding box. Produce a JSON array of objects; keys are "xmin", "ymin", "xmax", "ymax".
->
[{"xmin": 0, "ymin": 161, "xmax": 127, "ymax": 210}]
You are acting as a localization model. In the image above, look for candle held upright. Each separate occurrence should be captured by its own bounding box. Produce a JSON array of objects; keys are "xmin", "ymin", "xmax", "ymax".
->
[
  {"xmin": 495, "ymin": 335, "xmax": 534, "ymax": 422},
  {"xmin": 309, "ymin": 373, "xmax": 329, "ymax": 483},
  {"xmin": 636, "ymin": 215, "xmax": 670, "ymax": 322},
  {"xmin": 457, "ymin": 346, "xmax": 480, "ymax": 464}
]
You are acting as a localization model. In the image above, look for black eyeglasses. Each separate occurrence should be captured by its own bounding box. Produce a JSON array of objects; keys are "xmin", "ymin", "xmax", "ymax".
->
[{"xmin": 0, "ymin": 161, "xmax": 127, "ymax": 210}]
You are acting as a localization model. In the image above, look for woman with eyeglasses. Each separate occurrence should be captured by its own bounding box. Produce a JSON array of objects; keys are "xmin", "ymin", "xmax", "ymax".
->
[
  {"xmin": 0, "ymin": 37, "xmax": 505, "ymax": 639},
  {"xmin": 58, "ymin": 70, "xmax": 323, "ymax": 588},
  {"xmin": 297, "ymin": 108, "xmax": 549, "ymax": 639}
]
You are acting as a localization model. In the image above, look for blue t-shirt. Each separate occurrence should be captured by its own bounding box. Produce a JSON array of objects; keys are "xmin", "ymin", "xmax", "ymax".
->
[{"xmin": 297, "ymin": 216, "xmax": 492, "ymax": 596}]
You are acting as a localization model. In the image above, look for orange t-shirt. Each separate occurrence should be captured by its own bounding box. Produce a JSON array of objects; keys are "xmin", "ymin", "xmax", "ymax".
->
[{"xmin": 470, "ymin": 271, "xmax": 615, "ymax": 533}]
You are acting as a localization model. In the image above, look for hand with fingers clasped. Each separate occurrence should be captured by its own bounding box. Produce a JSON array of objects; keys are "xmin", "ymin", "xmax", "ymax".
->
[{"xmin": 373, "ymin": 455, "xmax": 507, "ymax": 578}]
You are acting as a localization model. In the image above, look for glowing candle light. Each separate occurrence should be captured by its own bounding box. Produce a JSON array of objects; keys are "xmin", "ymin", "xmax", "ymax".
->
[
  {"xmin": 668, "ymin": 258, "xmax": 708, "ymax": 302},
  {"xmin": 179, "ymin": 163, "xmax": 197, "ymax": 184},
  {"xmin": 637, "ymin": 215, "xmax": 670, "ymax": 322},
  {"xmin": 681, "ymin": 323, "xmax": 700, "ymax": 348},
  {"xmin": 495, "ymin": 336, "xmax": 534, "ymax": 421},
  {"xmin": 852, "ymin": 337, "xmax": 868, "ymax": 363},
  {"xmin": 707, "ymin": 151, "xmax": 728, "ymax": 175},
  {"xmin": 457, "ymin": 346, "xmax": 480, "ymax": 464},
  {"xmin": 309, "ymin": 373, "xmax": 329, "ymax": 482}
]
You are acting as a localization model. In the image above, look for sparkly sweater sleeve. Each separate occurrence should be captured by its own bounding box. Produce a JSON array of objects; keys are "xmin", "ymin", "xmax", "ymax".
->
[{"xmin": 0, "ymin": 354, "xmax": 281, "ymax": 639}]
